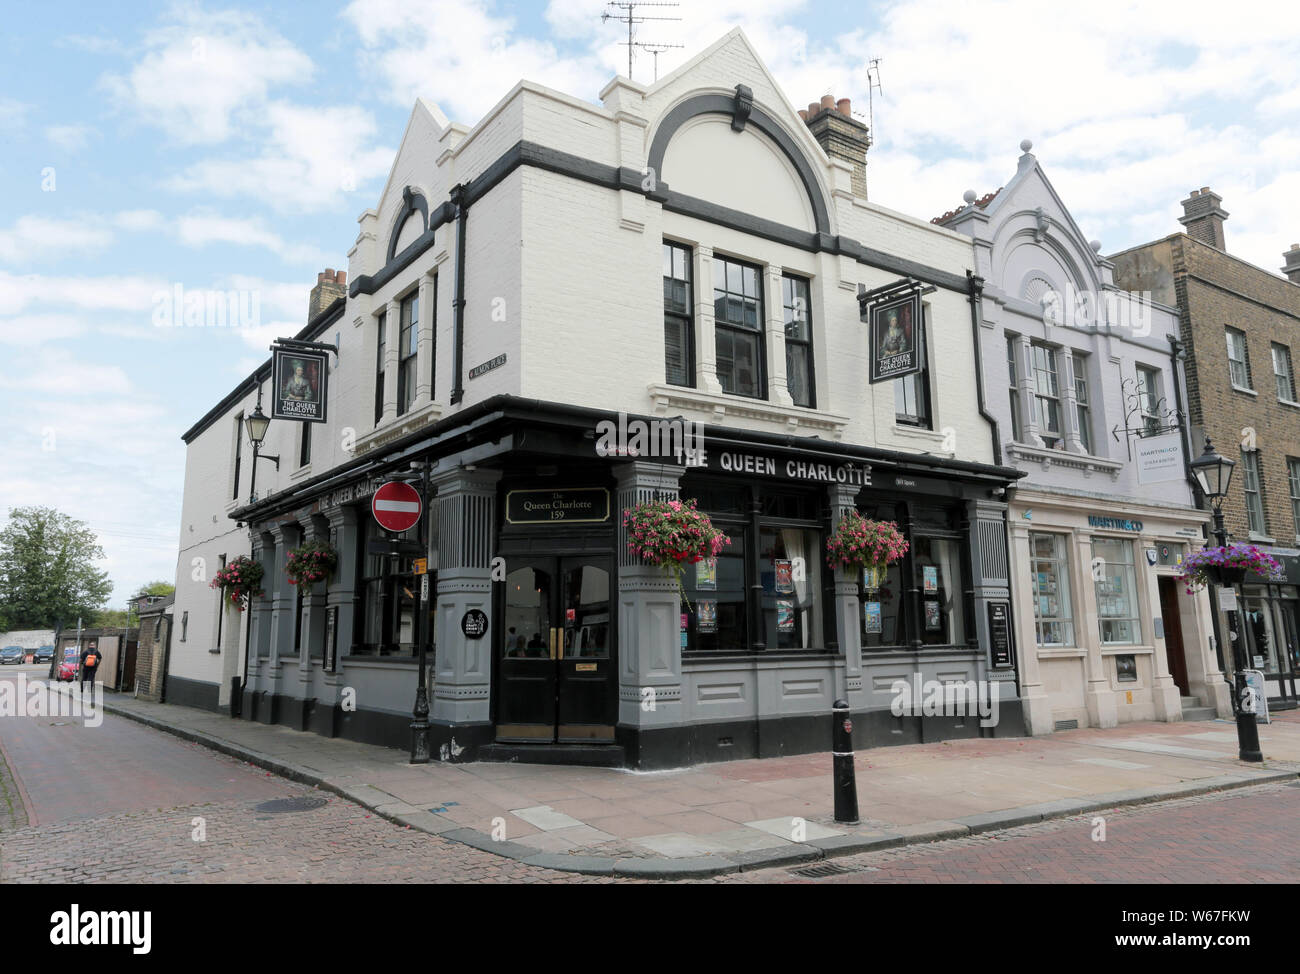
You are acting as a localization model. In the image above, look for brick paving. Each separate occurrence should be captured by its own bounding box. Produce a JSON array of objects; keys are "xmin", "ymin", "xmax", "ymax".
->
[{"xmin": 713, "ymin": 782, "xmax": 1300, "ymax": 884}]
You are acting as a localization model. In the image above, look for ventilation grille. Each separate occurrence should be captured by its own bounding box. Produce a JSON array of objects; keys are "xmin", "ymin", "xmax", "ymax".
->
[
  {"xmin": 1055, "ymin": 719, "xmax": 1079, "ymax": 731},
  {"xmin": 790, "ymin": 862, "xmax": 869, "ymax": 879}
]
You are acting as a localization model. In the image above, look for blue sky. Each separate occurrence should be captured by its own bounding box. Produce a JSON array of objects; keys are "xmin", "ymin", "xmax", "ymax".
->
[{"xmin": 2, "ymin": 0, "xmax": 1297, "ymax": 609}]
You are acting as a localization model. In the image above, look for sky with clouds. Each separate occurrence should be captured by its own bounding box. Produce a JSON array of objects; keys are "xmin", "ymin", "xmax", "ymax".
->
[{"xmin": 2, "ymin": 0, "xmax": 1297, "ymax": 609}]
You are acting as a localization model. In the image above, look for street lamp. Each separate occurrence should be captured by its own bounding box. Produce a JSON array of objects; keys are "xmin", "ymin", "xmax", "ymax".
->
[
  {"xmin": 1190, "ymin": 438, "xmax": 1262, "ymax": 763},
  {"xmin": 244, "ymin": 403, "xmax": 279, "ymax": 504}
]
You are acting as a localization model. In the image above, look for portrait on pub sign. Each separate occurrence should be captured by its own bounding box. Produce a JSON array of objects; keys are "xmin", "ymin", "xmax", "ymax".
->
[
  {"xmin": 271, "ymin": 348, "xmax": 328, "ymax": 423},
  {"xmin": 868, "ymin": 291, "xmax": 922, "ymax": 384}
]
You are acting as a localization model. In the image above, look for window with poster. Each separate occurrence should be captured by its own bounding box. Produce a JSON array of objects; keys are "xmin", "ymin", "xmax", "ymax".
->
[
  {"xmin": 912, "ymin": 534, "xmax": 966, "ymax": 646},
  {"xmin": 859, "ymin": 502, "xmax": 908, "ymax": 650},
  {"xmin": 353, "ymin": 513, "xmax": 435, "ymax": 658},
  {"xmin": 679, "ymin": 483, "xmax": 824, "ymax": 653}
]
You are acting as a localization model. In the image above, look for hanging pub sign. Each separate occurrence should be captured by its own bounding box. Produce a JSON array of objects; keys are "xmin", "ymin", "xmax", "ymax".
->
[
  {"xmin": 868, "ymin": 290, "xmax": 923, "ymax": 384},
  {"xmin": 271, "ymin": 347, "xmax": 328, "ymax": 422}
]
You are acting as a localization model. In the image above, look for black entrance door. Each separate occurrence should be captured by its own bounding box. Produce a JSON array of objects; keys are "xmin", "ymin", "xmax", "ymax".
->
[{"xmin": 496, "ymin": 556, "xmax": 614, "ymax": 743}]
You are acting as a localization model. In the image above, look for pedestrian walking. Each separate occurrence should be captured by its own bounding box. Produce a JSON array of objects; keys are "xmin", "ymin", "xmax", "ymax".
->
[{"xmin": 80, "ymin": 642, "xmax": 100, "ymax": 692}]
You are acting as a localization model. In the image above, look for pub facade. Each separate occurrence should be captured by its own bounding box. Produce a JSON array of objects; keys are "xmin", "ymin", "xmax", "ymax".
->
[
  {"xmin": 935, "ymin": 145, "xmax": 1229, "ymax": 735},
  {"xmin": 167, "ymin": 29, "xmax": 1025, "ymax": 768}
]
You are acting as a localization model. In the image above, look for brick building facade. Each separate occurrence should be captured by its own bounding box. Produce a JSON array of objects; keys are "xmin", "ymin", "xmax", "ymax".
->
[
  {"xmin": 1112, "ymin": 191, "xmax": 1300, "ymax": 707},
  {"xmin": 133, "ymin": 595, "xmax": 174, "ymax": 702}
]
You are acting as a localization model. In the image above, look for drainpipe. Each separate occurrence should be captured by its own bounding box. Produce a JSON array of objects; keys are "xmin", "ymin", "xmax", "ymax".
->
[
  {"xmin": 1169, "ymin": 333, "xmax": 1225, "ymax": 673},
  {"xmin": 449, "ymin": 183, "xmax": 468, "ymax": 405},
  {"xmin": 967, "ymin": 270, "xmax": 1002, "ymax": 465}
]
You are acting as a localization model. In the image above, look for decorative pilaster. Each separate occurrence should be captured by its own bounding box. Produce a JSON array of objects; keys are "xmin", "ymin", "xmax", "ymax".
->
[
  {"xmin": 692, "ymin": 246, "xmax": 724, "ymax": 394},
  {"xmin": 1007, "ymin": 518, "xmax": 1052, "ymax": 735},
  {"xmin": 251, "ymin": 529, "xmax": 274, "ymax": 660},
  {"xmin": 430, "ymin": 467, "xmax": 501, "ymax": 726},
  {"xmin": 1075, "ymin": 532, "xmax": 1118, "ymax": 728},
  {"xmin": 267, "ymin": 521, "xmax": 302, "ymax": 666},
  {"xmin": 615, "ymin": 461, "xmax": 686, "ymax": 730},
  {"xmin": 766, "ymin": 264, "xmax": 794, "ymax": 407},
  {"xmin": 828, "ymin": 484, "xmax": 863, "ymax": 704},
  {"xmin": 414, "ymin": 274, "xmax": 435, "ymax": 408},
  {"xmin": 382, "ymin": 299, "xmax": 400, "ymax": 422},
  {"xmin": 323, "ymin": 504, "xmax": 360, "ymax": 677},
  {"xmin": 298, "ymin": 514, "xmax": 329, "ymax": 665}
]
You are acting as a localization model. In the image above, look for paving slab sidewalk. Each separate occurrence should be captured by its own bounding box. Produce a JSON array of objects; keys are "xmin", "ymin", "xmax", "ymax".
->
[{"xmin": 98, "ymin": 692, "xmax": 1300, "ymax": 879}]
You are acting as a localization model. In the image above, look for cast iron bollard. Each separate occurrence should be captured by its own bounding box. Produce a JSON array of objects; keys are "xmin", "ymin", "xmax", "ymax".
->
[{"xmin": 832, "ymin": 699, "xmax": 860, "ymax": 824}]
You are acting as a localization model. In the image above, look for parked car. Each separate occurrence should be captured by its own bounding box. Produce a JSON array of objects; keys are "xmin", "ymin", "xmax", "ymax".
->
[
  {"xmin": 0, "ymin": 646, "xmax": 25, "ymax": 665},
  {"xmin": 34, "ymin": 645, "xmax": 54, "ymax": 663},
  {"xmin": 56, "ymin": 661, "xmax": 77, "ymax": 681}
]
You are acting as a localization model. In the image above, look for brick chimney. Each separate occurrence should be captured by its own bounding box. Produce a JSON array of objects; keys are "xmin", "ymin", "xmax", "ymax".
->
[
  {"xmin": 1283, "ymin": 244, "xmax": 1300, "ymax": 284},
  {"xmin": 803, "ymin": 94, "xmax": 871, "ymax": 199},
  {"xmin": 1178, "ymin": 187, "xmax": 1228, "ymax": 250},
  {"xmin": 309, "ymin": 268, "xmax": 347, "ymax": 322}
]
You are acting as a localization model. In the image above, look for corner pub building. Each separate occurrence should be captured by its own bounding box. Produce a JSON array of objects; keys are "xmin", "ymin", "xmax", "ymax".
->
[{"xmin": 166, "ymin": 30, "xmax": 1026, "ymax": 769}]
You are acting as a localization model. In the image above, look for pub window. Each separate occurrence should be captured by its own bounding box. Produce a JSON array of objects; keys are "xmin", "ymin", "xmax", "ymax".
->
[
  {"xmin": 782, "ymin": 274, "xmax": 814, "ymax": 408},
  {"xmin": 1272, "ymin": 343, "xmax": 1296, "ymax": 403},
  {"xmin": 912, "ymin": 536, "xmax": 965, "ymax": 646},
  {"xmin": 1091, "ymin": 537, "xmax": 1139, "ymax": 645},
  {"xmin": 680, "ymin": 526, "xmax": 748, "ymax": 651},
  {"xmin": 1029, "ymin": 532, "xmax": 1074, "ymax": 646},
  {"xmin": 1031, "ymin": 342, "xmax": 1062, "ymax": 447},
  {"xmin": 215, "ymin": 554, "xmax": 226, "ymax": 648},
  {"xmin": 1136, "ymin": 365, "xmax": 1162, "ymax": 436},
  {"xmin": 374, "ymin": 310, "xmax": 386, "ymax": 425},
  {"xmin": 663, "ymin": 241, "xmax": 694, "ymax": 387},
  {"xmin": 397, "ymin": 290, "xmax": 419, "ymax": 416},
  {"xmin": 1226, "ymin": 327, "xmax": 1252, "ymax": 390},
  {"xmin": 298, "ymin": 422, "xmax": 311, "ymax": 468},
  {"xmin": 231, "ymin": 412, "xmax": 243, "ymax": 500},
  {"xmin": 894, "ymin": 309, "xmax": 931, "ymax": 428},
  {"xmin": 713, "ymin": 255, "xmax": 765, "ymax": 399},
  {"xmin": 354, "ymin": 514, "xmax": 428, "ymax": 657},
  {"xmin": 1288, "ymin": 457, "xmax": 1300, "ymax": 536},
  {"xmin": 1006, "ymin": 336, "xmax": 1023, "ymax": 442},
  {"xmin": 1072, "ymin": 352, "xmax": 1093, "ymax": 452},
  {"xmin": 860, "ymin": 503, "xmax": 908, "ymax": 650},
  {"xmin": 1241, "ymin": 449, "xmax": 1267, "ymax": 535},
  {"xmin": 759, "ymin": 525, "xmax": 822, "ymax": 649}
]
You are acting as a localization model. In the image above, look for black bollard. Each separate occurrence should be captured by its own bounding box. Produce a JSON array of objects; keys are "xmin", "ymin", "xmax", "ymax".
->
[{"xmin": 832, "ymin": 699, "xmax": 860, "ymax": 824}]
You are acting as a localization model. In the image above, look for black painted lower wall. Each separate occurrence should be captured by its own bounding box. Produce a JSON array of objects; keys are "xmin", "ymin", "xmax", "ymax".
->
[{"xmin": 164, "ymin": 675, "xmax": 222, "ymax": 713}]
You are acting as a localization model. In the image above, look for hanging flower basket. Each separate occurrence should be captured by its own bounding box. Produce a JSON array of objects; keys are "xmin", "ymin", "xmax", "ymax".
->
[
  {"xmin": 286, "ymin": 539, "xmax": 338, "ymax": 587},
  {"xmin": 623, "ymin": 498, "xmax": 730, "ymax": 607},
  {"xmin": 826, "ymin": 510, "xmax": 909, "ymax": 574},
  {"xmin": 210, "ymin": 555, "xmax": 265, "ymax": 612},
  {"xmin": 1177, "ymin": 543, "xmax": 1283, "ymax": 594}
]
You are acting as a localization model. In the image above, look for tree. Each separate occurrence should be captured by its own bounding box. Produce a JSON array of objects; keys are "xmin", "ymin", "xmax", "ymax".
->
[
  {"xmin": 0, "ymin": 507, "xmax": 113, "ymax": 629},
  {"xmin": 132, "ymin": 580, "xmax": 175, "ymax": 600}
]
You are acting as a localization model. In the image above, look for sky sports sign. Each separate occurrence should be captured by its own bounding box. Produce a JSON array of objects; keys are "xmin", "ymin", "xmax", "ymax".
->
[{"xmin": 271, "ymin": 347, "xmax": 329, "ymax": 423}]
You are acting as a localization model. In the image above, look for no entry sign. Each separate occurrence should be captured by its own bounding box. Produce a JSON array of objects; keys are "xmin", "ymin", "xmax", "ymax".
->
[{"xmin": 371, "ymin": 481, "xmax": 422, "ymax": 533}]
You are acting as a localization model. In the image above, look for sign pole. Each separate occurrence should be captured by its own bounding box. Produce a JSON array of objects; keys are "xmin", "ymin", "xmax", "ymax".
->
[{"xmin": 409, "ymin": 460, "xmax": 432, "ymax": 764}]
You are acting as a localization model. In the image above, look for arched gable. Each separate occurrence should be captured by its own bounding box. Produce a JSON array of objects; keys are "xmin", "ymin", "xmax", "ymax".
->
[{"xmin": 387, "ymin": 186, "xmax": 430, "ymax": 263}]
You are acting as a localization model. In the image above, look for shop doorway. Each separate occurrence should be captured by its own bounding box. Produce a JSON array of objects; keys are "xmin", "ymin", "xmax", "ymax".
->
[
  {"xmin": 1158, "ymin": 577, "xmax": 1189, "ymax": 695},
  {"xmin": 496, "ymin": 555, "xmax": 615, "ymax": 743}
]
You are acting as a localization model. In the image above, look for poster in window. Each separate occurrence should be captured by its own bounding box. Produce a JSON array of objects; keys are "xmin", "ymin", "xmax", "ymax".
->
[
  {"xmin": 775, "ymin": 559, "xmax": 793, "ymax": 594},
  {"xmin": 695, "ymin": 558, "xmax": 717, "ymax": 590},
  {"xmin": 864, "ymin": 602, "xmax": 882, "ymax": 634},
  {"xmin": 924, "ymin": 600, "xmax": 941, "ymax": 630},
  {"xmin": 697, "ymin": 599, "xmax": 717, "ymax": 634},
  {"xmin": 868, "ymin": 291, "xmax": 922, "ymax": 384},
  {"xmin": 777, "ymin": 600, "xmax": 795, "ymax": 632},
  {"xmin": 271, "ymin": 347, "xmax": 328, "ymax": 422},
  {"xmin": 863, "ymin": 565, "xmax": 881, "ymax": 592},
  {"xmin": 923, "ymin": 565, "xmax": 938, "ymax": 593}
]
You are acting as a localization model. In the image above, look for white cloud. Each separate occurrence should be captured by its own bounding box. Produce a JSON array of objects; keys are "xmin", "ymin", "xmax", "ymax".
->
[
  {"xmin": 0, "ymin": 216, "xmax": 114, "ymax": 263},
  {"xmin": 114, "ymin": 209, "xmax": 166, "ymax": 232},
  {"xmin": 100, "ymin": 3, "xmax": 314, "ymax": 144},
  {"xmin": 176, "ymin": 210, "xmax": 334, "ymax": 265},
  {"xmin": 45, "ymin": 123, "xmax": 97, "ymax": 152},
  {"xmin": 0, "ymin": 97, "xmax": 28, "ymax": 128},
  {"xmin": 0, "ymin": 313, "xmax": 88, "ymax": 346}
]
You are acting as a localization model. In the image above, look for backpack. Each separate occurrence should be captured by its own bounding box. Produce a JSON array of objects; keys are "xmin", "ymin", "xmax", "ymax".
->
[{"xmin": 85, "ymin": 653, "xmax": 98, "ymax": 667}]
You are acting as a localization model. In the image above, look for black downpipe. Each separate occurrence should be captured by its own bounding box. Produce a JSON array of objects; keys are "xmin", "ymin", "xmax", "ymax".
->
[
  {"xmin": 450, "ymin": 183, "xmax": 468, "ymax": 405},
  {"xmin": 967, "ymin": 270, "xmax": 1002, "ymax": 466}
]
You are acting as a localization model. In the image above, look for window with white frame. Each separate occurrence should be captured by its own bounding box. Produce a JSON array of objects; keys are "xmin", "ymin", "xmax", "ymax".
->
[
  {"xmin": 782, "ymin": 274, "xmax": 814, "ymax": 408},
  {"xmin": 663, "ymin": 241, "xmax": 693, "ymax": 387},
  {"xmin": 1030, "ymin": 532, "xmax": 1074, "ymax": 646},
  {"xmin": 713, "ymin": 255, "xmax": 765, "ymax": 398},
  {"xmin": 1007, "ymin": 336, "xmax": 1023, "ymax": 442},
  {"xmin": 1136, "ymin": 365, "xmax": 1162, "ymax": 436},
  {"xmin": 396, "ymin": 290, "xmax": 419, "ymax": 416},
  {"xmin": 1272, "ymin": 343, "xmax": 1296, "ymax": 403},
  {"xmin": 1241, "ymin": 449, "xmax": 1267, "ymax": 535},
  {"xmin": 1288, "ymin": 457, "xmax": 1300, "ymax": 537},
  {"xmin": 1031, "ymin": 342, "xmax": 1062, "ymax": 446},
  {"xmin": 894, "ymin": 311, "xmax": 931, "ymax": 428},
  {"xmin": 1091, "ymin": 537, "xmax": 1139, "ymax": 645},
  {"xmin": 1226, "ymin": 327, "xmax": 1252, "ymax": 390},
  {"xmin": 1071, "ymin": 352, "xmax": 1092, "ymax": 452}
]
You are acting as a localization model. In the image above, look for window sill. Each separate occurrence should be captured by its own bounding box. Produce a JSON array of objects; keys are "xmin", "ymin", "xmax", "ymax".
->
[
  {"xmin": 1278, "ymin": 399, "xmax": 1300, "ymax": 410},
  {"xmin": 1006, "ymin": 441, "xmax": 1123, "ymax": 479},
  {"xmin": 1248, "ymin": 531, "xmax": 1275, "ymax": 544},
  {"xmin": 1231, "ymin": 385, "xmax": 1258, "ymax": 397},
  {"xmin": 356, "ymin": 400, "xmax": 443, "ymax": 455},
  {"xmin": 290, "ymin": 463, "xmax": 313, "ymax": 482},
  {"xmin": 647, "ymin": 383, "xmax": 850, "ymax": 439}
]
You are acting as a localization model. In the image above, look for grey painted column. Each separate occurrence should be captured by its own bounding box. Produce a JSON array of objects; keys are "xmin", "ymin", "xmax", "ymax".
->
[
  {"xmin": 251, "ymin": 529, "xmax": 274, "ymax": 665},
  {"xmin": 430, "ymin": 467, "xmax": 501, "ymax": 729},
  {"xmin": 264, "ymin": 521, "xmax": 302, "ymax": 705},
  {"xmin": 829, "ymin": 483, "xmax": 863, "ymax": 705},
  {"xmin": 299, "ymin": 514, "xmax": 329, "ymax": 665},
  {"xmin": 614, "ymin": 461, "xmax": 686, "ymax": 733},
  {"xmin": 324, "ymin": 505, "xmax": 359, "ymax": 667},
  {"xmin": 966, "ymin": 498, "xmax": 1017, "ymax": 710}
]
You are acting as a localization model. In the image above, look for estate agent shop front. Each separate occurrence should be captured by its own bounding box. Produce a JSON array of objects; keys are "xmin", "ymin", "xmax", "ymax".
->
[{"xmin": 234, "ymin": 398, "xmax": 1024, "ymax": 769}]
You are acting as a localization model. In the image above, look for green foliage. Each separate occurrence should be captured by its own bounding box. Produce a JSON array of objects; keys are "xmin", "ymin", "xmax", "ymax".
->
[
  {"xmin": 132, "ymin": 579, "xmax": 175, "ymax": 599},
  {"xmin": 92, "ymin": 608, "xmax": 131, "ymax": 628},
  {"xmin": 0, "ymin": 506, "xmax": 113, "ymax": 629}
]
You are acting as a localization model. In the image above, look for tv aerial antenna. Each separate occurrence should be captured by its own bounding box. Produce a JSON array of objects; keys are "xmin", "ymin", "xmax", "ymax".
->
[
  {"xmin": 864, "ymin": 57, "xmax": 883, "ymax": 148},
  {"xmin": 601, "ymin": 2, "xmax": 682, "ymax": 81}
]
